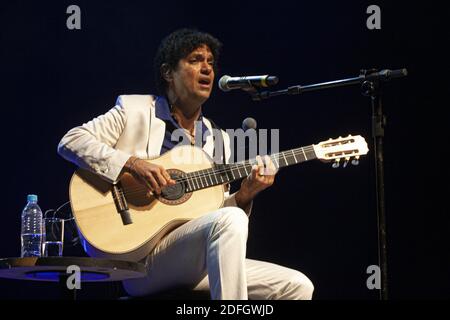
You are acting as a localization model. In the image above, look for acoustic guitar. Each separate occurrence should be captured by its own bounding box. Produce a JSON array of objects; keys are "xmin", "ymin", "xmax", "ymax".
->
[{"xmin": 69, "ymin": 135, "xmax": 368, "ymax": 261}]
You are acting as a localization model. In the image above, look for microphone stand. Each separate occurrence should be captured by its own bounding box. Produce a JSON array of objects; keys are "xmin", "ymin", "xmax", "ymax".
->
[{"xmin": 251, "ymin": 68, "xmax": 407, "ymax": 300}]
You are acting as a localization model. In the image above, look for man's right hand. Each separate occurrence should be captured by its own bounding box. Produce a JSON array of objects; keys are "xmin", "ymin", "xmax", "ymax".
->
[{"xmin": 124, "ymin": 156, "xmax": 176, "ymax": 195}]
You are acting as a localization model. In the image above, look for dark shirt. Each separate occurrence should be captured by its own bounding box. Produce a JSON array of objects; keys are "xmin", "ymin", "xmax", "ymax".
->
[{"xmin": 155, "ymin": 96, "xmax": 209, "ymax": 155}]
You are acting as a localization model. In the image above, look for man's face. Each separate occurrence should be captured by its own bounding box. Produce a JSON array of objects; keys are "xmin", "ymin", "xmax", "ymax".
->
[{"xmin": 168, "ymin": 45, "xmax": 215, "ymax": 105}]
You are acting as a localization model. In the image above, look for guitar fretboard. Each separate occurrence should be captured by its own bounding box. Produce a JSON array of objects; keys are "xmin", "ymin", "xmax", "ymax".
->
[{"xmin": 183, "ymin": 145, "xmax": 316, "ymax": 192}]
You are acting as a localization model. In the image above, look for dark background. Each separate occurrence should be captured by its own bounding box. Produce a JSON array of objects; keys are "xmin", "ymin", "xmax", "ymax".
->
[{"xmin": 0, "ymin": 1, "xmax": 448, "ymax": 299}]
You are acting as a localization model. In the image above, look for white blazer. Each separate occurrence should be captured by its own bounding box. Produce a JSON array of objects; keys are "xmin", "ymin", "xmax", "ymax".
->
[{"xmin": 58, "ymin": 94, "xmax": 248, "ymax": 212}]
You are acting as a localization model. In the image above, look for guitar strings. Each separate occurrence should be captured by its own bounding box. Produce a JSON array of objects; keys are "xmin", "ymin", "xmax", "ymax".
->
[
  {"xmin": 113, "ymin": 146, "xmax": 319, "ymax": 198},
  {"xmin": 116, "ymin": 146, "xmax": 318, "ymax": 197},
  {"xmin": 114, "ymin": 146, "xmax": 359, "ymax": 200},
  {"xmin": 122, "ymin": 146, "xmax": 315, "ymax": 188}
]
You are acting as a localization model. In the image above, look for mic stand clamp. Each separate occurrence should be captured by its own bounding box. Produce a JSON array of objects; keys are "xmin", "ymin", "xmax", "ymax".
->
[{"xmin": 243, "ymin": 87, "xmax": 264, "ymax": 101}]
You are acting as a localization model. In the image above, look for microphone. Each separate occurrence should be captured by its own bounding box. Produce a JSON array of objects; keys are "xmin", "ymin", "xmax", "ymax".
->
[
  {"xmin": 218, "ymin": 75, "xmax": 279, "ymax": 92},
  {"xmin": 242, "ymin": 117, "xmax": 257, "ymax": 131}
]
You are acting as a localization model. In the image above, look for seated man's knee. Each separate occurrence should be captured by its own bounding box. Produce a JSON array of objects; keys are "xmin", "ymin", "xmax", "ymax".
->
[
  {"xmin": 210, "ymin": 207, "xmax": 248, "ymax": 236},
  {"xmin": 290, "ymin": 273, "xmax": 314, "ymax": 300},
  {"xmin": 278, "ymin": 272, "xmax": 314, "ymax": 300},
  {"xmin": 221, "ymin": 207, "xmax": 248, "ymax": 227}
]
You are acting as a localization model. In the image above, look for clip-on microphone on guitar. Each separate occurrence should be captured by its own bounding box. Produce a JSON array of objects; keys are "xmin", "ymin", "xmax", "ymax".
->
[{"xmin": 112, "ymin": 184, "xmax": 133, "ymax": 225}]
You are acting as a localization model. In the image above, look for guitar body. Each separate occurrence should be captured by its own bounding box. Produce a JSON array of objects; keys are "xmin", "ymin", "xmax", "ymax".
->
[{"xmin": 69, "ymin": 145, "xmax": 225, "ymax": 262}]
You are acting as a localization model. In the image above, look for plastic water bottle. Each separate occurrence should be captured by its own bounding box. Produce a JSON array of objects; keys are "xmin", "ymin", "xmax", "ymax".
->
[{"xmin": 21, "ymin": 194, "xmax": 44, "ymax": 257}]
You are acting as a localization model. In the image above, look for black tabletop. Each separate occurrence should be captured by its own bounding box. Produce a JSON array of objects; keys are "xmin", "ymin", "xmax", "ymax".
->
[{"xmin": 0, "ymin": 257, "xmax": 146, "ymax": 282}]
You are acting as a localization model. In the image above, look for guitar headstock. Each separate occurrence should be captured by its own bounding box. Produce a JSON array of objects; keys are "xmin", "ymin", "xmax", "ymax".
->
[{"xmin": 313, "ymin": 135, "xmax": 369, "ymax": 168}]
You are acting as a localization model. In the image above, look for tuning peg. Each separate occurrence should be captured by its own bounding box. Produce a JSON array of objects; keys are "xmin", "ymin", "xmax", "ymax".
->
[
  {"xmin": 332, "ymin": 159, "xmax": 340, "ymax": 168},
  {"xmin": 351, "ymin": 156, "xmax": 360, "ymax": 166}
]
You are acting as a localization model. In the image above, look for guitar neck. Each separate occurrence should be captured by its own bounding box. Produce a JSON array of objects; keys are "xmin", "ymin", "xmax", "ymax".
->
[{"xmin": 184, "ymin": 145, "xmax": 316, "ymax": 193}]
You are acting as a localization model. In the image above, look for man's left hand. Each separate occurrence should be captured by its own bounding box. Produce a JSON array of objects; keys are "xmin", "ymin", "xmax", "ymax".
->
[{"xmin": 236, "ymin": 155, "xmax": 277, "ymax": 208}]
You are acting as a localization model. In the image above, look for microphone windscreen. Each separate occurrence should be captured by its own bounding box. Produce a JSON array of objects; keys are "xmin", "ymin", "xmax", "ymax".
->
[{"xmin": 218, "ymin": 75, "xmax": 231, "ymax": 91}]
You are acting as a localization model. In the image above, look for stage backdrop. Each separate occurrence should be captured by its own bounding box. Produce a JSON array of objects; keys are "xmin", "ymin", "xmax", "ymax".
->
[{"xmin": 0, "ymin": 1, "xmax": 448, "ymax": 299}]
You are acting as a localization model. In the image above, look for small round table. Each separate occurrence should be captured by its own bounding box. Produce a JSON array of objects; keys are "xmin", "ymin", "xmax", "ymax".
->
[{"xmin": 0, "ymin": 257, "xmax": 146, "ymax": 299}]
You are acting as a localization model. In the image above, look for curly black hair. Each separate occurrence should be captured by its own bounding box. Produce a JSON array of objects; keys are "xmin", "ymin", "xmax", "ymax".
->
[{"xmin": 153, "ymin": 28, "xmax": 222, "ymax": 95}]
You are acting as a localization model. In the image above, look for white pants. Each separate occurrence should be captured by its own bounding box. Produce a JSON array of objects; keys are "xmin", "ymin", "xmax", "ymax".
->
[{"xmin": 122, "ymin": 207, "xmax": 314, "ymax": 300}]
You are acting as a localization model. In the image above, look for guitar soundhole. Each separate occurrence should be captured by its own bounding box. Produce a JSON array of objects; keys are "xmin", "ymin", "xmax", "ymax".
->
[
  {"xmin": 161, "ymin": 172, "xmax": 184, "ymax": 200},
  {"xmin": 158, "ymin": 169, "xmax": 192, "ymax": 205}
]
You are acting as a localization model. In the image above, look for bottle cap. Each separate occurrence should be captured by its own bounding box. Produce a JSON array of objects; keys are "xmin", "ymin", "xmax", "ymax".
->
[{"xmin": 27, "ymin": 194, "xmax": 38, "ymax": 202}]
